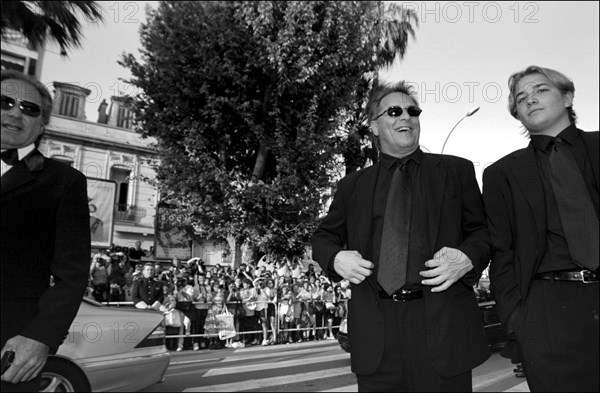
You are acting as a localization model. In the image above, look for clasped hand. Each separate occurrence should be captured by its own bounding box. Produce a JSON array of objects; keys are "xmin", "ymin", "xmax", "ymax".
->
[
  {"xmin": 420, "ymin": 247, "xmax": 473, "ymax": 292},
  {"xmin": 333, "ymin": 250, "xmax": 374, "ymax": 284}
]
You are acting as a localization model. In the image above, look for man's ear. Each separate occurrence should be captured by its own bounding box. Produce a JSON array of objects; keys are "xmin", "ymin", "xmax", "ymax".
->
[
  {"xmin": 563, "ymin": 91, "xmax": 574, "ymax": 108},
  {"xmin": 371, "ymin": 121, "xmax": 379, "ymax": 137}
]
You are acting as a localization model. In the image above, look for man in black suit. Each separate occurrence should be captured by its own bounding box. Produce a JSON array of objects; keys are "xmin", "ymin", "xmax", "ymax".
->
[
  {"xmin": 132, "ymin": 263, "xmax": 165, "ymax": 310},
  {"xmin": 1, "ymin": 71, "xmax": 90, "ymax": 391},
  {"xmin": 483, "ymin": 66, "xmax": 598, "ymax": 392},
  {"xmin": 311, "ymin": 81, "xmax": 491, "ymax": 391}
]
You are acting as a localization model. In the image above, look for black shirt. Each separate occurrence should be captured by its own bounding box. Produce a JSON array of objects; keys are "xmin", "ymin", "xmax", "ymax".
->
[
  {"xmin": 530, "ymin": 125, "xmax": 599, "ymax": 272},
  {"xmin": 129, "ymin": 248, "xmax": 147, "ymax": 260},
  {"xmin": 372, "ymin": 149, "xmax": 429, "ymax": 289}
]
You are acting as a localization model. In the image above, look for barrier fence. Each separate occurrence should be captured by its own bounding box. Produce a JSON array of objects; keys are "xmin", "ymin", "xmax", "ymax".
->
[{"xmin": 102, "ymin": 299, "xmax": 348, "ymax": 343}]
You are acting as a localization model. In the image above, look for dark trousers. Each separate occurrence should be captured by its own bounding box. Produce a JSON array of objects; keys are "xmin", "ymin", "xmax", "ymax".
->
[
  {"xmin": 515, "ymin": 279, "xmax": 599, "ymax": 392},
  {"xmin": 240, "ymin": 316, "xmax": 257, "ymax": 343},
  {"xmin": 357, "ymin": 297, "xmax": 472, "ymax": 392}
]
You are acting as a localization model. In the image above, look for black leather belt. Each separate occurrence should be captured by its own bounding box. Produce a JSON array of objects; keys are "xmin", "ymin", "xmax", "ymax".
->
[
  {"xmin": 535, "ymin": 270, "xmax": 598, "ymax": 283},
  {"xmin": 379, "ymin": 288, "xmax": 423, "ymax": 302}
]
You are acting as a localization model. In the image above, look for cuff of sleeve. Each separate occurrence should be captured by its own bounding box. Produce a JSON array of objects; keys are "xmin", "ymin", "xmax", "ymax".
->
[{"xmin": 327, "ymin": 252, "xmax": 344, "ymax": 282}]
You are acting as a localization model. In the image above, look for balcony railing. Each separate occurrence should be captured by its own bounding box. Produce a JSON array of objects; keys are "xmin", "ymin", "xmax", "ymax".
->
[{"xmin": 114, "ymin": 204, "xmax": 147, "ymax": 223}]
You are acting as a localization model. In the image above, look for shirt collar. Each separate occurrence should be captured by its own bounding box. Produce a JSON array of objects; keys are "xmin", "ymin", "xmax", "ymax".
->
[
  {"xmin": 1, "ymin": 143, "xmax": 35, "ymax": 161},
  {"xmin": 530, "ymin": 124, "xmax": 579, "ymax": 152},
  {"xmin": 380, "ymin": 148, "xmax": 423, "ymax": 170}
]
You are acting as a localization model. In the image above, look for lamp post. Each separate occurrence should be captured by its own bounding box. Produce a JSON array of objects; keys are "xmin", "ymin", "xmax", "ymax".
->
[{"xmin": 441, "ymin": 106, "xmax": 480, "ymax": 154}]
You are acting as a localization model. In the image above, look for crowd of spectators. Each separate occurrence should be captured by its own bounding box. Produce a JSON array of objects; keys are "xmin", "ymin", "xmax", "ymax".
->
[{"xmin": 86, "ymin": 245, "xmax": 352, "ymax": 352}]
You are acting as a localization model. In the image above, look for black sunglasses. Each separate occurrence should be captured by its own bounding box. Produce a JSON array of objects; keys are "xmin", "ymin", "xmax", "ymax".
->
[
  {"xmin": 1, "ymin": 95, "xmax": 42, "ymax": 118},
  {"xmin": 374, "ymin": 105, "xmax": 422, "ymax": 121}
]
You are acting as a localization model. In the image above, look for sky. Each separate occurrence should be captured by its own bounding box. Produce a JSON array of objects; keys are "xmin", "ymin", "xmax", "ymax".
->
[{"xmin": 40, "ymin": 1, "xmax": 599, "ymax": 185}]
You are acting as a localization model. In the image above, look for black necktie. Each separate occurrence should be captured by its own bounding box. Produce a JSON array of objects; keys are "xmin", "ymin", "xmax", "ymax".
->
[
  {"xmin": 547, "ymin": 137, "xmax": 599, "ymax": 270},
  {"xmin": 378, "ymin": 161, "xmax": 411, "ymax": 295},
  {"xmin": 0, "ymin": 149, "xmax": 19, "ymax": 165}
]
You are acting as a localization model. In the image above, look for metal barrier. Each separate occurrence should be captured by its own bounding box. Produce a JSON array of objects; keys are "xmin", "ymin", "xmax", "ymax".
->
[{"xmin": 102, "ymin": 298, "xmax": 349, "ymax": 344}]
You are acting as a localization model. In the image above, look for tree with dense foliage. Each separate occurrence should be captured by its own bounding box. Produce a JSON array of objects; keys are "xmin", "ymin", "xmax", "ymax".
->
[
  {"xmin": 1, "ymin": 1, "xmax": 103, "ymax": 55},
  {"xmin": 121, "ymin": 1, "xmax": 417, "ymax": 263}
]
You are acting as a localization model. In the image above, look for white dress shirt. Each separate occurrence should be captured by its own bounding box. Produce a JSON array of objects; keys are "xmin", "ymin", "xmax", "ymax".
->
[{"xmin": 1, "ymin": 143, "xmax": 35, "ymax": 177}]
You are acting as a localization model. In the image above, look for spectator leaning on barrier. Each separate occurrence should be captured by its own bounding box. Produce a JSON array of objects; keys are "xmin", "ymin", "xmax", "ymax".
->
[
  {"xmin": 321, "ymin": 283, "xmax": 337, "ymax": 340},
  {"xmin": 264, "ymin": 278, "xmax": 278, "ymax": 344},
  {"xmin": 290, "ymin": 283, "xmax": 303, "ymax": 343},
  {"xmin": 90, "ymin": 254, "xmax": 110, "ymax": 302},
  {"xmin": 239, "ymin": 278, "xmax": 258, "ymax": 345},
  {"xmin": 225, "ymin": 281, "xmax": 242, "ymax": 348},
  {"xmin": 122, "ymin": 273, "xmax": 134, "ymax": 302},
  {"xmin": 162, "ymin": 283, "xmax": 188, "ymax": 351},
  {"xmin": 204, "ymin": 283, "xmax": 226, "ymax": 349},
  {"xmin": 192, "ymin": 275, "xmax": 210, "ymax": 350},
  {"xmin": 174, "ymin": 277, "xmax": 195, "ymax": 350},
  {"xmin": 131, "ymin": 263, "xmax": 165, "ymax": 311},
  {"xmin": 278, "ymin": 284, "xmax": 293, "ymax": 344},
  {"xmin": 254, "ymin": 278, "xmax": 270, "ymax": 346}
]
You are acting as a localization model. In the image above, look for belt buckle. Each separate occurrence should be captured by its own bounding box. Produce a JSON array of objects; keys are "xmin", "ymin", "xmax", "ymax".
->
[
  {"xmin": 581, "ymin": 270, "xmax": 596, "ymax": 284},
  {"xmin": 392, "ymin": 289, "xmax": 410, "ymax": 302}
]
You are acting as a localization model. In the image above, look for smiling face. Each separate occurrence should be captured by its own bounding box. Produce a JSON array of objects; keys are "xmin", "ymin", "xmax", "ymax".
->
[
  {"xmin": 1, "ymin": 78, "xmax": 44, "ymax": 149},
  {"xmin": 514, "ymin": 73, "xmax": 573, "ymax": 136},
  {"xmin": 371, "ymin": 92, "xmax": 421, "ymax": 157}
]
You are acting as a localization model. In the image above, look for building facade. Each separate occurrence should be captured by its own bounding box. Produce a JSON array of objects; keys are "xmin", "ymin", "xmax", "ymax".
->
[{"xmin": 40, "ymin": 82, "xmax": 159, "ymax": 253}]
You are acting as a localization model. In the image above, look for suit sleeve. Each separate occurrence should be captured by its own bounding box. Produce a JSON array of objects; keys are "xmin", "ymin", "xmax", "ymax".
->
[
  {"xmin": 21, "ymin": 171, "xmax": 91, "ymax": 352},
  {"xmin": 311, "ymin": 181, "xmax": 346, "ymax": 282},
  {"xmin": 456, "ymin": 161, "xmax": 492, "ymax": 286},
  {"xmin": 131, "ymin": 280, "xmax": 144, "ymax": 305},
  {"xmin": 482, "ymin": 164, "xmax": 521, "ymax": 325}
]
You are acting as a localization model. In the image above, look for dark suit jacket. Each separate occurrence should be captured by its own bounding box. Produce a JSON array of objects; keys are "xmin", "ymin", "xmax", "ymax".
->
[
  {"xmin": 1, "ymin": 149, "xmax": 90, "ymax": 352},
  {"xmin": 482, "ymin": 129, "xmax": 599, "ymax": 359},
  {"xmin": 312, "ymin": 153, "xmax": 491, "ymax": 377},
  {"xmin": 131, "ymin": 277, "xmax": 164, "ymax": 306}
]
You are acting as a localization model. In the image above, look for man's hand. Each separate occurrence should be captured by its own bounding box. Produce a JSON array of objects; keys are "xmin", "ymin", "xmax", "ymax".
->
[
  {"xmin": 1, "ymin": 336, "xmax": 49, "ymax": 384},
  {"xmin": 333, "ymin": 251, "xmax": 374, "ymax": 285},
  {"xmin": 420, "ymin": 247, "xmax": 473, "ymax": 292}
]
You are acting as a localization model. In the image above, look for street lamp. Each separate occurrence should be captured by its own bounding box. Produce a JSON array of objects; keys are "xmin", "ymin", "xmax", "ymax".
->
[{"xmin": 441, "ymin": 106, "xmax": 480, "ymax": 154}]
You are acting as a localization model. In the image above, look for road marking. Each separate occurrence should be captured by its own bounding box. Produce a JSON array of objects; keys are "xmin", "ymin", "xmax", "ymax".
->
[
  {"xmin": 204, "ymin": 353, "xmax": 349, "ymax": 377},
  {"xmin": 220, "ymin": 346, "xmax": 339, "ymax": 363},
  {"xmin": 322, "ymin": 385, "xmax": 358, "ymax": 392},
  {"xmin": 170, "ymin": 358, "xmax": 221, "ymax": 365},
  {"xmin": 167, "ymin": 353, "xmax": 349, "ymax": 378},
  {"xmin": 504, "ymin": 381, "xmax": 530, "ymax": 392},
  {"xmin": 182, "ymin": 366, "xmax": 353, "ymax": 392},
  {"xmin": 473, "ymin": 369, "xmax": 515, "ymax": 390}
]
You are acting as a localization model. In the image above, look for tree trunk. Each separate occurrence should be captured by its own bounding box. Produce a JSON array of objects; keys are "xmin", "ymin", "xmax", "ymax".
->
[
  {"xmin": 226, "ymin": 235, "xmax": 243, "ymax": 268},
  {"xmin": 251, "ymin": 141, "xmax": 270, "ymax": 180}
]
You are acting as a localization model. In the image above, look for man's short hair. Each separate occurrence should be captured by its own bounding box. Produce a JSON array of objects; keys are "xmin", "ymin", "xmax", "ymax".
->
[
  {"xmin": 1, "ymin": 70, "xmax": 53, "ymax": 126},
  {"xmin": 507, "ymin": 65, "xmax": 577, "ymax": 125},
  {"xmin": 366, "ymin": 81, "xmax": 419, "ymax": 123},
  {"xmin": 143, "ymin": 262, "xmax": 154, "ymax": 269}
]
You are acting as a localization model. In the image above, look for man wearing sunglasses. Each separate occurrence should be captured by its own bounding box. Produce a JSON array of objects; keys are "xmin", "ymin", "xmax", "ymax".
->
[
  {"xmin": 483, "ymin": 66, "xmax": 598, "ymax": 392},
  {"xmin": 312, "ymin": 81, "xmax": 491, "ymax": 391},
  {"xmin": 1, "ymin": 70, "xmax": 90, "ymax": 392}
]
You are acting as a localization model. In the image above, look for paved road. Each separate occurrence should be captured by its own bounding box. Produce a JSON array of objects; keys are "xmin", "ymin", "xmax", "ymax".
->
[{"xmin": 145, "ymin": 341, "xmax": 530, "ymax": 392}]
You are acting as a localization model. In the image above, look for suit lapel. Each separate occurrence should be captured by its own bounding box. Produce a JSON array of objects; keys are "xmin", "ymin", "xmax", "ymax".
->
[
  {"xmin": 1, "ymin": 161, "xmax": 35, "ymax": 195},
  {"xmin": 422, "ymin": 154, "xmax": 446, "ymax": 253},
  {"xmin": 355, "ymin": 164, "xmax": 379, "ymax": 292},
  {"xmin": 1, "ymin": 149, "xmax": 45, "ymax": 195},
  {"xmin": 507, "ymin": 145, "xmax": 545, "ymax": 248}
]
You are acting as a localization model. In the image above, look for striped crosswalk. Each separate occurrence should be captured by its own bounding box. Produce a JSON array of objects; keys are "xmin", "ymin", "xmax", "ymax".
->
[{"xmin": 152, "ymin": 341, "xmax": 529, "ymax": 392}]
